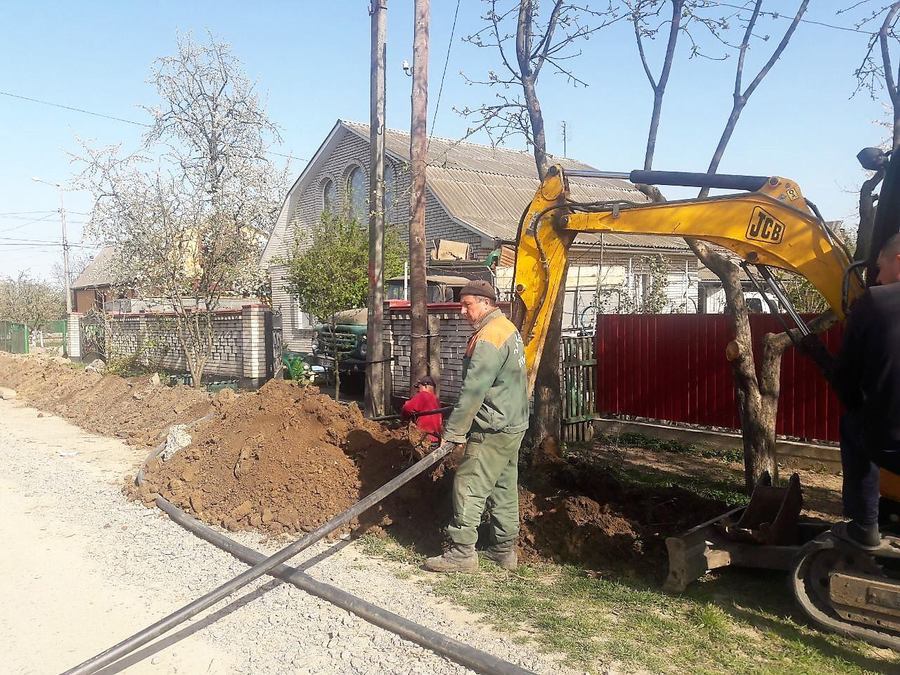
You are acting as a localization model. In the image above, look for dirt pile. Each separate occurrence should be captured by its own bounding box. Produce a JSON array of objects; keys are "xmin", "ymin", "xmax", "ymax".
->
[
  {"xmin": 518, "ymin": 455, "xmax": 729, "ymax": 572},
  {"xmin": 0, "ymin": 353, "xmax": 211, "ymax": 447},
  {"xmin": 135, "ymin": 373, "xmax": 726, "ymax": 571},
  {"xmin": 1, "ymin": 353, "xmax": 732, "ymax": 572},
  {"xmin": 135, "ymin": 380, "xmax": 431, "ymax": 537}
]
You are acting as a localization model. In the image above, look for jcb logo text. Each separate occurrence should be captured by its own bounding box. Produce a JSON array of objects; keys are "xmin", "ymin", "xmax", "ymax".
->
[{"xmin": 746, "ymin": 207, "xmax": 785, "ymax": 244}]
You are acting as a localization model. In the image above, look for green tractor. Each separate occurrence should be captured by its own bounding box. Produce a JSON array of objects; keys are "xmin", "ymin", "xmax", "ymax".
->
[{"xmin": 311, "ymin": 274, "xmax": 472, "ymax": 383}]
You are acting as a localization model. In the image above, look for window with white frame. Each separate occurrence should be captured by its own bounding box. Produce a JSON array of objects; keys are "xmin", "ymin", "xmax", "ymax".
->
[
  {"xmin": 347, "ymin": 166, "xmax": 366, "ymax": 222},
  {"xmin": 322, "ymin": 178, "xmax": 337, "ymax": 214},
  {"xmin": 292, "ymin": 298, "xmax": 312, "ymax": 331},
  {"xmin": 384, "ymin": 163, "xmax": 396, "ymax": 223}
]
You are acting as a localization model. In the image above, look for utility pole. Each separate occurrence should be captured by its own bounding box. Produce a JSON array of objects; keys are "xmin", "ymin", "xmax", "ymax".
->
[
  {"xmin": 561, "ymin": 120, "xmax": 567, "ymax": 158},
  {"xmin": 365, "ymin": 0, "xmax": 387, "ymax": 418},
  {"xmin": 33, "ymin": 177, "xmax": 71, "ymax": 314},
  {"xmin": 408, "ymin": 0, "xmax": 429, "ymax": 393}
]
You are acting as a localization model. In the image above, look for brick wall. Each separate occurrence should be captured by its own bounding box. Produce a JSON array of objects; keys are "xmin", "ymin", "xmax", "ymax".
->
[
  {"xmin": 100, "ymin": 306, "xmax": 271, "ymax": 386},
  {"xmin": 385, "ymin": 304, "xmax": 489, "ymax": 403}
]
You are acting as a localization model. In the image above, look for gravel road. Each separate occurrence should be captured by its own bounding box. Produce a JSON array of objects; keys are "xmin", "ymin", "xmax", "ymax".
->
[{"xmin": 0, "ymin": 399, "xmax": 575, "ymax": 675}]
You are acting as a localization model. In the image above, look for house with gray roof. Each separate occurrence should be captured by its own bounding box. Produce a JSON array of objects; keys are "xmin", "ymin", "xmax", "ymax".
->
[
  {"xmin": 71, "ymin": 246, "xmax": 119, "ymax": 314},
  {"xmin": 261, "ymin": 119, "xmax": 700, "ymax": 351}
]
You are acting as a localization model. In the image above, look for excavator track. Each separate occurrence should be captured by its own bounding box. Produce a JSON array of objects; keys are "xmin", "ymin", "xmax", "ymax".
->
[{"xmin": 792, "ymin": 532, "xmax": 900, "ymax": 650}]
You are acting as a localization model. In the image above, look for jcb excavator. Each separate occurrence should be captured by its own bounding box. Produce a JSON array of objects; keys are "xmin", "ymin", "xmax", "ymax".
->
[{"xmin": 510, "ymin": 155, "xmax": 900, "ymax": 649}]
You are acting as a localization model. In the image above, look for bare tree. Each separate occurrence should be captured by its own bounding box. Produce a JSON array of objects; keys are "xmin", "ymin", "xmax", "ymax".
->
[
  {"xmin": 629, "ymin": 0, "xmax": 732, "ymax": 169},
  {"xmin": 0, "ymin": 272, "xmax": 65, "ymax": 331},
  {"xmin": 78, "ymin": 34, "xmax": 287, "ymax": 387},
  {"xmin": 843, "ymin": 3, "xmax": 900, "ymax": 263},
  {"xmin": 629, "ymin": 1, "xmax": 813, "ymax": 489},
  {"xmin": 689, "ymin": 1, "xmax": 810, "ymax": 488},
  {"xmin": 459, "ymin": 0, "xmax": 620, "ymax": 454},
  {"xmin": 51, "ymin": 249, "xmax": 95, "ymax": 291},
  {"xmin": 459, "ymin": 0, "xmax": 621, "ymax": 176}
]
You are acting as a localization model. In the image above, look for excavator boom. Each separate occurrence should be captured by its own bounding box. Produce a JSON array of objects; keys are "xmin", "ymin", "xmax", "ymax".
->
[{"xmin": 511, "ymin": 165, "xmax": 863, "ymax": 389}]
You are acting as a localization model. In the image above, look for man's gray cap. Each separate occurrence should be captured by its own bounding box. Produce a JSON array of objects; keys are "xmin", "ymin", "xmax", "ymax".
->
[{"xmin": 459, "ymin": 279, "xmax": 496, "ymax": 302}]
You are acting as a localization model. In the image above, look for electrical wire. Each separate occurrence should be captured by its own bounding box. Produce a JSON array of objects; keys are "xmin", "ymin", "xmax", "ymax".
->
[
  {"xmin": 0, "ymin": 90, "xmax": 305, "ymax": 162},
  {"xmin": 0, "ymin": 90, "xmax": 150, "ymax": 127},
  {"xmin": 428, "ymin": 0, "xmax": 462, "ymax": 144},
  {"xmin": 716, "ymin": 3, "xmax": 872, "ymax": 35}
]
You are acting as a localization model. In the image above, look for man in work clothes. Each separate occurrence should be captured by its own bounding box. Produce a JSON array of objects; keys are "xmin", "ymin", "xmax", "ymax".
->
[
  {"xmin": 831, "ymin": 233, "xmax": 900, "ymax": 548},
  {"xmin": 425, "ymin": 280, "xmax": 529, "ymax": 573}
]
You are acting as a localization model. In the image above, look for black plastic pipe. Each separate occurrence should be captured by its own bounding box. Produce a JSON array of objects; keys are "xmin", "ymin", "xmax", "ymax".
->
[
  {"xmin": 64, "ymin": 443, "xmax": 454, "ymax": 675},
  {"xmin": 155, "ymin": 496, "xmax": 534, "ymax": 675}
]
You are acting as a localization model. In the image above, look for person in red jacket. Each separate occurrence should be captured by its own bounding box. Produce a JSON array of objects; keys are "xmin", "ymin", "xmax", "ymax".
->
[{"xmin": 401, "ymin": 376, "xmax": 443, "ymax": 443}]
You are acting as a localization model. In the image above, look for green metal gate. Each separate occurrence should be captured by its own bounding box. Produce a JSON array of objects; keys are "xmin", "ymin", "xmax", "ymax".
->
[
  {"xmin": 0, "ymin": 321, "xmax": 29, "ymax": 354},
  {"xmin": 561, "ymin": 335, "xmax": 596, "ymax": 443}
]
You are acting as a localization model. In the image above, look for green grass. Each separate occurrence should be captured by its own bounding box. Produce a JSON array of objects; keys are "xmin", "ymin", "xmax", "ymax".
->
[
  {"xmin": 358, "ymin": 536, "xmax": 897, "ymax": 674},
  {"xmin": 596, "ymin": 432, "xmax": 745, "ymax": 464}
]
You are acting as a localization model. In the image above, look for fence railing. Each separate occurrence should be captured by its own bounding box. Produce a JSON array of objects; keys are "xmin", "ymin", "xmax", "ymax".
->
[
  {"xmin": 561, "ymin": 335, "xmax": 597, "ymax": 443},
  {"xmin": 0, "ymin": 321, "xmax": 29, "ymax": 354},
  {"xmin": 595, "ymin": 314, "xmax": 843, "ymax": 444}
]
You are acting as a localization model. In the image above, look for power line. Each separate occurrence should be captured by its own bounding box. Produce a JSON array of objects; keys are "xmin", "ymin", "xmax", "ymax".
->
[
  {"xmin": 0, "ymin": 213, "xmax": 56, "ymax": 234},
  {"xmin": 1, "ymin": 89, "xmax": 306, "ymax": 163},
  {"xmin": 429, "ymin": 0, "xmax": 462, "ymax": 142},
  {"xmin": 0, "ymin": 90, "xmax": 151, "ymax": 127},
  {"xmin": 0, "ymin": 210, "xmax": 56, "ymax": 216},
  {"xmin": 716, "ymin": 3, "xmax": 872, "ymax": 35}
]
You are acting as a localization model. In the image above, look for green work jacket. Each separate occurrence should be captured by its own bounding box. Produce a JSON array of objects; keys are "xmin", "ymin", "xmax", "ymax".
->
[{"xmin": 443, "ymin": 308, "xmax": 529, "ymax": 443}]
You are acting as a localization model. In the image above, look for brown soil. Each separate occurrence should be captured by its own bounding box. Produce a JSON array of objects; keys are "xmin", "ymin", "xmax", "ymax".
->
[
  {"xmin": 0, "ymin": 353, "xmax": 211, "ymax": 447},
  {"xmin": 516, "ymin": 454, "xmax": 729, "ymax": 572},
  {"xmin": 1, "ymin": 354, "xmax": 777, "ymax": 573}
]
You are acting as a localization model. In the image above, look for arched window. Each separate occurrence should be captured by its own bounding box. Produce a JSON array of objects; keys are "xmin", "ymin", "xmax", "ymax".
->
[
  {"xmin": 384, "ymin": 164, "xmax": 396, "ymax": 224},
  {"xmin": 322, "ymin": 179, "xmax": 337, "ymax": 213},
  {"xmin": 347, "ymin": 166, "xmax": 366, "ymax": 222}
]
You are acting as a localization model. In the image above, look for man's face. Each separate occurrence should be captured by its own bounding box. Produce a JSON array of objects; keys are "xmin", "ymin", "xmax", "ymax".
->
[
  {"xmin": 460, "ymin": 294, "xmax": 491, "ymax": 325},
  {"xmin": 876, "ymin": 251, "xmax": 900, "ymax": 285}
]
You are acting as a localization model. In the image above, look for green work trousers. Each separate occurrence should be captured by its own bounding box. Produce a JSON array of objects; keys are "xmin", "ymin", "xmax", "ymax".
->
[{"xmin": 446, "ymin": 430, "xmax": 525, "ymax": 546}]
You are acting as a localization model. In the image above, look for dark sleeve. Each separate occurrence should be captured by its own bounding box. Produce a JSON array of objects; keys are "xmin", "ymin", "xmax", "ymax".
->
[{"xmin": 833, "ymin": 291, "xmax": 873, "ymax": 410}]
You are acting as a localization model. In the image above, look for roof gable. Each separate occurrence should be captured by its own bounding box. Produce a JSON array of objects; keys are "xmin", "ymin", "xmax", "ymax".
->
[{"xmin": 263, "ymin": 119, "xmax": 690, "ymax": 261}]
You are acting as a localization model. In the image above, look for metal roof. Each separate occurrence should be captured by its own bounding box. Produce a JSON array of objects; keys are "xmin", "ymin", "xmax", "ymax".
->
[
  {"xmin": 71, "ymin": 246, "xmax": 116, "ymax": 289},
  {"xmin": 341, "ymin": 121, "xmax": 690, "ymax": 252}
]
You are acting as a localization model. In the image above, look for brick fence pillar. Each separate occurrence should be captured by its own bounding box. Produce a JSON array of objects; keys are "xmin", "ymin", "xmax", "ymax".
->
[
  {"xmin": 67, "ymin": 313, "xmax": 82, "ymax": 361},
  {"xmin": 241, "ymin": 305, "xmax": 268, "ymax": 388}
]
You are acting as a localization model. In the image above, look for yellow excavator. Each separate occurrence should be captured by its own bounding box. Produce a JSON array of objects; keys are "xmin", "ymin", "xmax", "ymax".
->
[{"xmin": 510, "ymin": 157, "xmax": 900, "ymax": 649}]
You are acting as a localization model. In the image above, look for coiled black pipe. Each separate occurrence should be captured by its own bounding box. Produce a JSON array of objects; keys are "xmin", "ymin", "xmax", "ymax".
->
[
  {"xmin": 155, "ymin": 496, "xmax": 534, "ymax": 675},
  {"xmin": 64, "ymin": 443, "xmax": 454, "ymax": 675}
]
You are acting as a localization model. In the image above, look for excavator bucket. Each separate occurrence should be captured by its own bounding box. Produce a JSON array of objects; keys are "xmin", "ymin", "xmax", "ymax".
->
[
  {"xmin": 664, "ymin": 473, "xmax": 812, "ymax": 592},
  {"xmin": 718, "ymin": 473, "xmax": 803, "ymax": 545}
]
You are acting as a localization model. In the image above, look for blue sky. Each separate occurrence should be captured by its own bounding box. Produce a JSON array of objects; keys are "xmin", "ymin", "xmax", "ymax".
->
[{"xmin": 0, "ymin": 1, "xmax": 889, "ymax": 281}]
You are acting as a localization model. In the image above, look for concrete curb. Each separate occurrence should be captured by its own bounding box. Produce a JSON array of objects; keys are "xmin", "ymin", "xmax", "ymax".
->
[{"xmin": 594, "ymin": 417, "xmax": 841, "ymax": 474}]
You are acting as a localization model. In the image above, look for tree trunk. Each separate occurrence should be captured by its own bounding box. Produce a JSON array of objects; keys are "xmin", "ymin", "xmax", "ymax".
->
[
  {"xmin": 521, "ymin": 77, "xmax": 549, "ymax": 178},
  {"xmin": 365, "ymin": 0, "xmax": 387, "ymax": 417},
  {"xmin": 408, "ymin": 0, "xmax": 430, "ymax": 392},
  {"xmin": 530, "ymin": 275, "xmax": 567, "ymax": 457}
]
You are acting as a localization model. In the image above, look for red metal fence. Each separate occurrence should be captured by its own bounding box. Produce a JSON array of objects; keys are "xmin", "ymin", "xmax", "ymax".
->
[{"xmin": 595, "ymin": 314, "xmax": 845, "ymax": 443}]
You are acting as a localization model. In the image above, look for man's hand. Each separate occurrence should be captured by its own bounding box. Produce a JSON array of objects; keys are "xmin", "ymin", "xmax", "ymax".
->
[{"xmin": 436, "ymin": 439, "xmax": 463, "ymax": 455}]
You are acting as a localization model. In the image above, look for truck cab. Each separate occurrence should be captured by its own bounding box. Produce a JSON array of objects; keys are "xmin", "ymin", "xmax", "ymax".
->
[{"xmin": 312, "ymin": 274, "xmax": 472, "ymax": 374}]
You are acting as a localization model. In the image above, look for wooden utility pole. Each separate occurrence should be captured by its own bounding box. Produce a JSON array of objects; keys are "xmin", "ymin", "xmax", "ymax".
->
[
  {"xmin": 365, "ymin": 0, "xmax": 387, "ymax": 418},
  {"xmin": 408, "ymin": 0, "xmax": 429, "ymax": 392}
]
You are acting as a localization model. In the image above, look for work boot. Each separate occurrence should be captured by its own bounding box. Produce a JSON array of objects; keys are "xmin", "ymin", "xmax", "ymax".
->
[
  {"xmin": 424, "ymin": 543, "xmax": 478, "ymax": 573},
  {"xmin": 481, "ymin": 540, "xmax": 518, "ymax": 570},
  {"xmin": 832, "ymin": 521, "xmax": 881, "ymax": 550}
]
